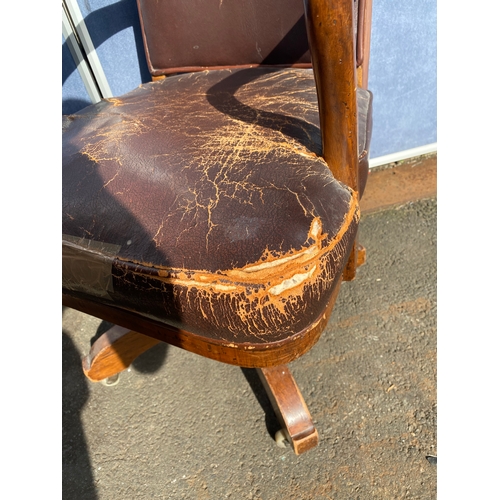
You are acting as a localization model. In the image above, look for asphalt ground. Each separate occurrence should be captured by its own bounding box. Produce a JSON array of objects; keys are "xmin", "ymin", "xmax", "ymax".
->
[{"xmin": 62, "ymin": 164, "xmax": 437, "ymax": 499}]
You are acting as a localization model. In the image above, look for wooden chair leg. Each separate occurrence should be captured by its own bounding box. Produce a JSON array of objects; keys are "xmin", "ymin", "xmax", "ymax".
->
[
  {"xmin": 357, "ymin": 243, "xmax": 366, "ymax": 267},
  {"xmin": 82, "ymin": 325, "xmax": 161, "ymax": 382},
  {"xmin": 257, "ymin": 365, "xmax": 319, "ymax": 455},
  {"xmin": 343, "ymin": 240, "xmax": 367, "ymax": 281},
  {"xmin": 342, "ymin": 241, "xmax": 358, "ymax": 281}
]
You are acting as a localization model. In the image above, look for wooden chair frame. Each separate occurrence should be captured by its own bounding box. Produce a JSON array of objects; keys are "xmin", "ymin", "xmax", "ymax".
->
[{"xmin": 63, "ymin": 0, "xmax": 373, "ymax": 455}]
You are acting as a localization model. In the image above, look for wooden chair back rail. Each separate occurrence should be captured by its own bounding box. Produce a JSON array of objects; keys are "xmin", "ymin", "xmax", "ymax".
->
[
  {"xmin": 357, "ymin": 0, "xmax": 373, "ymax": 89},
  {"xmin": 356, "ymin": 0, "xmax": 366, "ymax": 67},
  {"xmin": 304, "ymin": 0, "xmax": 361, "ymax": 282},
  {"xmin": 303, "ymin": 0, "xmax": 358, "ymax": 192}
]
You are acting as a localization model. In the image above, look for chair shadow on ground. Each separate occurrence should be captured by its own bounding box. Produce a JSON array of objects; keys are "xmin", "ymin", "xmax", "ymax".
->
[
  {"xmin": 62, "ymin": 320, "xmax": 170, "ymax": 499},
  {"xmin": 241, "ymin": 368, "xmax": 282, "ymax": 440},
  {"xmin": 62, "ymin": 330, "xmax": 98, "ymax": 500},
  {"xmin": 89, "ymin": 321, "xmax": 280, "ymax": 439},
  {"xmin": 63, "ymin": 321, "xmax": 281, "ymax": 500}
]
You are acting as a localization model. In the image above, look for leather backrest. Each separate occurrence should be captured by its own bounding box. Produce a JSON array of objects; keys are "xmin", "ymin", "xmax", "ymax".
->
[{"xmin": 137, "ymin": 0, "xmax": 324, "ymax": 76}]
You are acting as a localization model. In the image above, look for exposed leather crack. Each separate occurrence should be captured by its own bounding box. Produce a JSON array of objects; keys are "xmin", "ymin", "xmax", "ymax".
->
[{"xmin": 114, "ymin": 190, "xmax": 359, "ymax": 336}]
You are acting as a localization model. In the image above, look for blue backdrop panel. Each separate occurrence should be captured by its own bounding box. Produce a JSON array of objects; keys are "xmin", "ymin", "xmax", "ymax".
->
[
  {"xmin": 62, "ymin": 0, "xmax": 437, "ymax": 159},
  {"xmin": 368, "ymin": 0, "xmax": 437, "ymax": 158},
  {"xmin": 74, "ymin": 0, "xmax": 151, "ymax": 96},
  {"xmin": 62, "ymin": 34, "xmax": 93, "ymax": 115}
]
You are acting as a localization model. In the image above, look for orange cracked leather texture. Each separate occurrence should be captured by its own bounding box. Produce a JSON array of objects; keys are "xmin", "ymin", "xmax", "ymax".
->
[{"xmin": 62, "ymin": 68, "xmax": 360, "ymax": 344}]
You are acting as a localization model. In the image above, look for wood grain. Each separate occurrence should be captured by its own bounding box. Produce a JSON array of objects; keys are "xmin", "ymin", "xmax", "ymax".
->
[
  {"xmin": 63, "ymin": 277, "xmax": 341, "ymax": 369},
  {"xmin": 82, "ymin": 325, "xmax": 161, "ymax": 382},
  {"xmin": 303, "ymin": 0, "xmax": 366, "ymax": 283},
  {"xmin": 303, "ymin": 0, "xmax": 358, "ymax": 191},
  {"xmin": 258, "ymin": 365, "xmax": 319, "ymax": 454},
  {"xmin": 356, "ymin": 0, "xmax": 373, "ymax": 89}
]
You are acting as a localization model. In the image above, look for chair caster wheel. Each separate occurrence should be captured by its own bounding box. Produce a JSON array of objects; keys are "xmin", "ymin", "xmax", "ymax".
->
[
  {"xmin": 100, "ymin": 373, "xmax": 120, "ymax": 386},
  {"xmin": 275, "ymin": 429, "xmax": 290, "ymax": 448}
]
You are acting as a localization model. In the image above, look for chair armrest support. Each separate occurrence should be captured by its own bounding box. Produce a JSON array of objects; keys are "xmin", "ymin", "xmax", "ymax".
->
[{"xmin": 303, "ymin": 0, "xmax": 358, "ymax": 192}]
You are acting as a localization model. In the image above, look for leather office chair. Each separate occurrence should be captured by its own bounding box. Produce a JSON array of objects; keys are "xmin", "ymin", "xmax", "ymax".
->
[{"xmin": 62, "ymin": 0, "xmax": 373, "ymax": 455}]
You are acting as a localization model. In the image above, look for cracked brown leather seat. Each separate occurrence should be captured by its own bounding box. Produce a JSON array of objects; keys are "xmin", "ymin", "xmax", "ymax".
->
[{"xmin": 62, "ymin": 0, "xmax": 373, "ymax": 454}]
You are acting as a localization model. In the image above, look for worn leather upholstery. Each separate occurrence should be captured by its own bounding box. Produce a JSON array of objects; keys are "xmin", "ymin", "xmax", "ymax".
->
[
  {"xmin": 137, "ymin": 0, "xmax": 311, "ymax": 75},
  {"xmin": 138, "ymin": 0, "xmax": 363, "ymax": 76},
  {"xmin": 63, "ymin": 67, "xmax": 372, "ymax": 344}
]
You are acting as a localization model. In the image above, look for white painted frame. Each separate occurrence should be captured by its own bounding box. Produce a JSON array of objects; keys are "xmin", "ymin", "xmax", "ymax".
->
[
  {"xmin": 369, "ymin": 143, "xmax": 437, "ymax": 168},
  {"xmin": 62, "ymin": 0, "xmax": 113, "ymax": 99}
]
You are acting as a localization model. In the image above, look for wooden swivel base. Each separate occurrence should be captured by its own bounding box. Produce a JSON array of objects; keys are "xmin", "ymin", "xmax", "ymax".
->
[
  {"xmin": 257, "ymin": 365, "xmax": 319, "ymax": 454},
  {"xmin": 81, "ymin": 325, "xmax": 319, "ymax": 454}
]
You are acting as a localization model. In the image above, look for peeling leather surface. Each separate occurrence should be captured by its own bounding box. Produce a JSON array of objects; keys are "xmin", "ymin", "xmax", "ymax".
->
[{"xmin": 63, "ymin": 67, "xmax": 363, "ymax": 343}]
